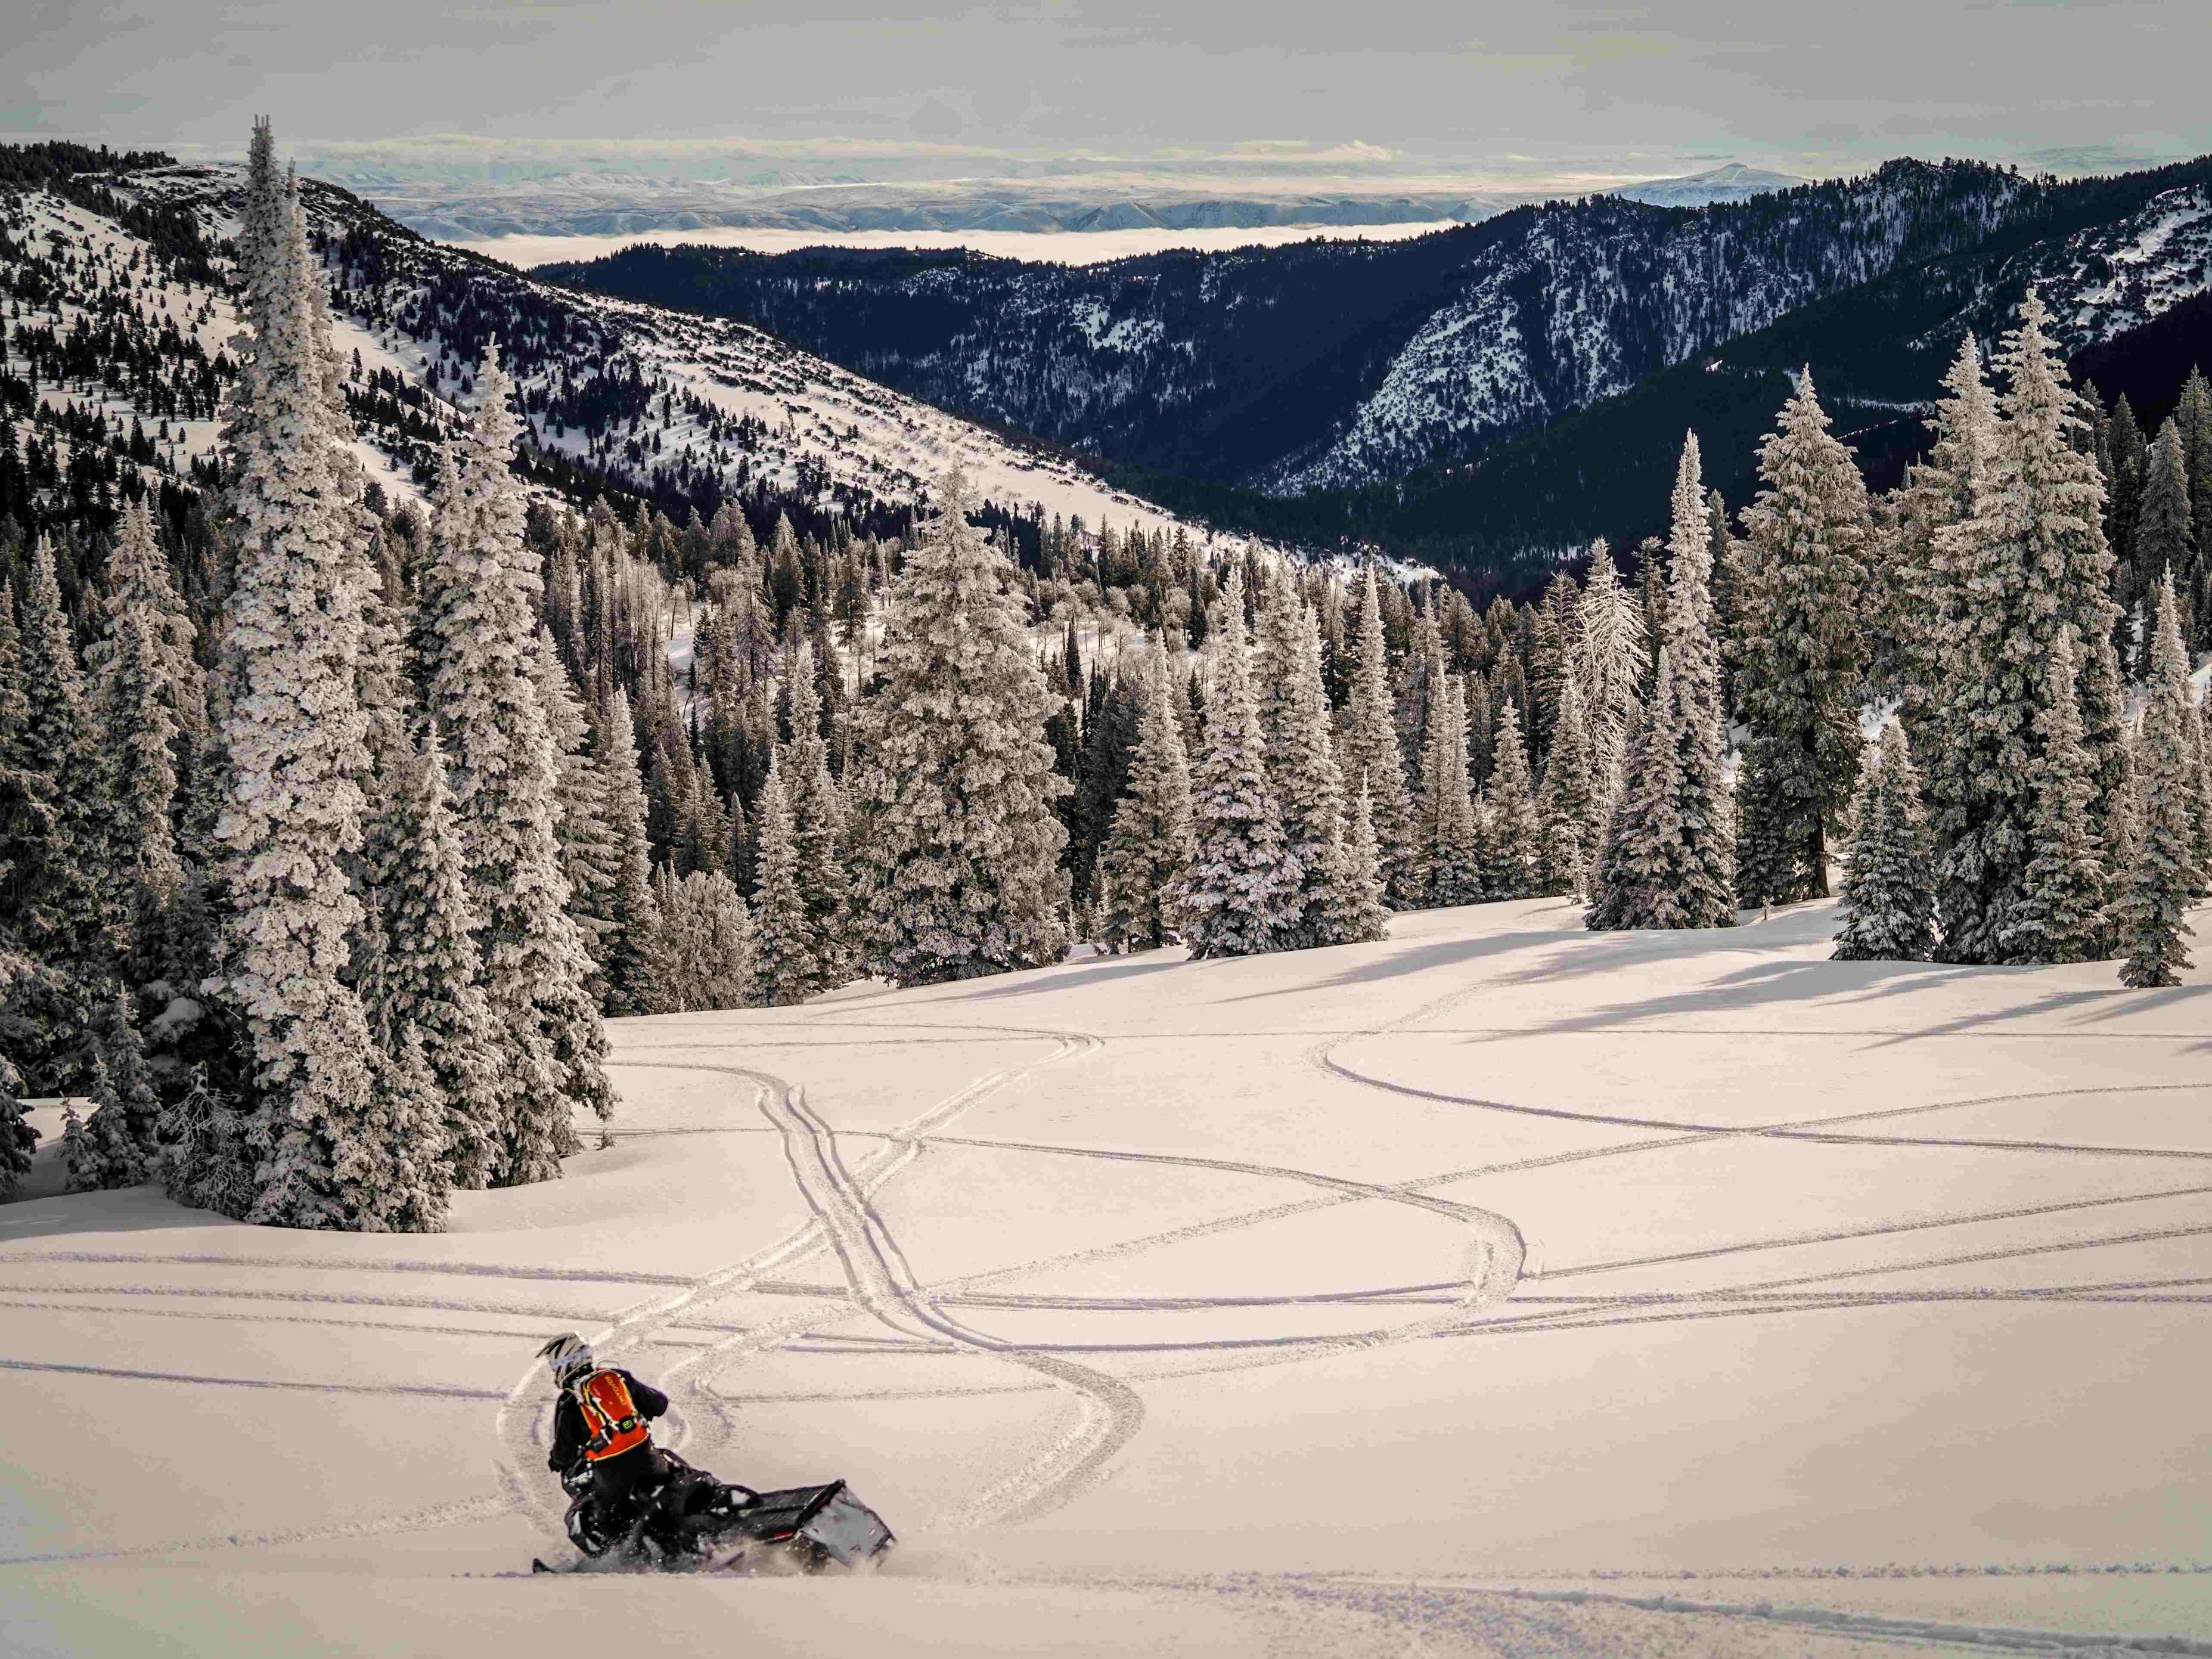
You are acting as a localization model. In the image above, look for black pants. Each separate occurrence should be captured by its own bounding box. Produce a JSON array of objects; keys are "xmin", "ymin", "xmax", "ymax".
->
[{"xmin": 590, "ymin": 1443, "xmax": 667, "ymax": 1527}]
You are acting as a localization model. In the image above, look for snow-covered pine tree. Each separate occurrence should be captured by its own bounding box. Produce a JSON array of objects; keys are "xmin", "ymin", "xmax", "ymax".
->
[
  {"xmin": 2186, "ymin": 698, "xmax": 2212, "ymax": 895},
  {"xmin": 2114, "ymin": 572, "xmax": 2203, "ymax": 987},
  {"xmin": 1482, "ymin": 699, "xmax": 1543, "ymax": 899},
  {"xmin": 418, "ymin": 344, "xmax": 613, "ymax": 1183},
  {"xmin": 1098, "ymin": 647, "xmax": 1195, "ymax": 954},
  {"xmin": 1257, "ymin": 579, "xmax": 1350, "ymax": 945},
  {"xmin": 1330, "ymin": 777, "xmax": 1392, "ymax": 945},
  {"xmin": 1729, "ymin": 371, "xmax": 1870, "ymax": 903},
  {"xmin": 2001, "ymin": 625, "xmax": 2108, "ymax": 963},
  {"xmin": 1588, "ymin": 646, "xmax": 1687, "ymax": 930},
  {"xmin": 1832, "ymin": 720, "xmax": 1936, "ymax": 960},
  {"xmin": 1412, "ymin": 671, "xmax": 1485, "ymax": 907},
  {"xmin": 1660, "ymin": 433, "xmax": 1737, "ymax": 926},
  {"xmin": 16, "ymin": 538, "xmax": 117, "ymax": 972},
  {"xmin": 1337, "ymin": 569, "xmax": 1414, "ymax": 903},
  {"xmin": 532, "ymin": 631, "xmax": 619, "ymax": 998},
  {"xmin": 1931, "ymin": 299, "xmax": 2124, "ymax": 962},
  {"xmin": 1181, "ymin": 565, "xmax": 1300, "ymax": 957},
  {"xmin": 596, "ymin": 685, "xmax": 667, "ymax": 1016},
  {"xmin": 780, "ymin": 637, "xmax": 853, "ymax": 991},
  {"xmin": 370, "ymin": 730, "xmax": 504, "ymax": 1189},
  {"xmin": 1535, "ymin": 671, "xmax": 1597, "ymax": 898},
  {"xmin": 92, "ymin": 499, "xmax": 197, "ymax": 945},
  {"xmin": 652, "ymin": 867, "xmax": 758, "ymax": 1012},
  {"xmin": 750, "ymin": 756, "xmax": 815, "ymax": 1005},
  {"xmin": 0, "ymin": 1043, "xmax": 31, "ymax": 1201},
  {"xmin": 209, "ymin": 151, "xmax": 436, "ymax": 1230},
  {"xmin": 2131, "ymin": 421, "xmax": 2193, "ymax": 644},
  {"xmin": 850, "ymin": 470, "xmax": 1070, "ymax": 985},
  {"xmin": 1573, "ymin": 543, "xmax": 1648, "ymax": 842}
]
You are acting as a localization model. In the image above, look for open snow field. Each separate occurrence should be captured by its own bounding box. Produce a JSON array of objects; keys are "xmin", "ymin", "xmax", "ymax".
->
[{"xmin": 5, "ymin": 895, "xmax": 2211, "ymax": 1656}]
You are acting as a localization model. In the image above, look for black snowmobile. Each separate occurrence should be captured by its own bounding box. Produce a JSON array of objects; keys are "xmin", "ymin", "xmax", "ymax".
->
[{"xmin": 539, "ymin": 1450, "xmax": 895, "ymax": 1575}]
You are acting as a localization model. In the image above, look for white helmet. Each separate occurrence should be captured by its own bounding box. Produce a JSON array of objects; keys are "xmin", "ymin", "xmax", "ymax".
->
[{"xmin": 538, "ymin": 1333, "xmax": 593, "ymax": 1385}]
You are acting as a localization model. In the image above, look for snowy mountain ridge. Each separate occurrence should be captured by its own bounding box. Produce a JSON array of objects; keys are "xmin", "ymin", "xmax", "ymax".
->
[{"xmin": 14, "ymin": 157, "xmax": 1214, "ymax": 546}]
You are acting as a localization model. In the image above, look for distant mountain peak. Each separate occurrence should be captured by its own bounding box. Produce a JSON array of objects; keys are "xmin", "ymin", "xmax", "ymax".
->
[{"xmin": 1611, "ymin": 163, "xmax": 1809, "ymax": 206}]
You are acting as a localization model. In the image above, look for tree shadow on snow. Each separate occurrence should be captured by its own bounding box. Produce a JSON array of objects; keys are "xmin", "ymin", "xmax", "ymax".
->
[{"xmin": 0, "ymin": 1182, "xmax": 243, "ymax": 1245}]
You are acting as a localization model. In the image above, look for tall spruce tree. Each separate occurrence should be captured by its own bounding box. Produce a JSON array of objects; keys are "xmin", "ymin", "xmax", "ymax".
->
[
  {"xmin": 1181, "ymin": 566, "xmax": 1300, "ymax": 957},
  {"xmin": 1589, "ymin": 647, "xmax": 1689, "ymax": 930},
  {"xmin": 2133, "ymin": 420, "xmax": 2194, "ymax": 641},
  {"xmin": 418, "ymin": 344, "xmax": 613, "ymax": 1182},
  {"xmin": 1258, "ymin": 577, "xmax": 1351, "ymax": 945},
  {"xmin": 597, "ymin": 686, "xmax": 667, "ymax": 1017},
  {"xmin": 1412, "ymin": 671, "xmax": 1485, "ymax": 907},
  {"xmin": 1338, "ymin": 569, "xmax": 1414, "ymax": 903},
  {"xmin": 1535, "ymin": 671, "xmax": 1597, "ymax": 898},
  {"xmin": 1729, "ymin": 373, "xmax": 1870, "ymax": 903},
  {"xmin": 2002, "ymin": 625, "xmax": 2108, "ymax": 963},
  {"xmin": 2114, "ymin": 572, "xmax": 2203, "ymax": 987},
  {"xmin": 750, "ymin": 757, "xmax": 816, "ymax": 1005},
  {"xmin": 1098, "ymin": 647, "xmax": 1195, "ymax": 954},
  {"xmin": 1931, "ymin": 299, "xmax": 2124, "ymax": 963},
  {"xmin": 369, "ymin": 731, "xmax": 503, "ymax": 1190},
  {"xmin": 1574, "ymin": 544, "xmax": 1648, "ymax": 842},
  {"xmin": 851, "ymin": 470, "xmax": 1070, "ymax": 985},
  {"xmin": 780, "ymin": 638, "xmax": 853, "ymax": 991},
  {"xmin": 209, "ymin": 148, "xmax": 438, "ymax": 1230},
  {"xmin": 1482, "ymin": 699, "xmax": 1543, "ymax": 900},
  {"xmin": 1331, "ymin": 778, "xmax": 1392, "ymax": 945},
  {"xmin": 1832, "ymin": 720, "xmax": 1936, "ymax": 961},
  {"xmin": 92, "ymin": 500, "xmax": 196, "ymax": 946},
  {"xmin": 1659, "ymin": 432, "xmax": 1737, "ymax": 925}
]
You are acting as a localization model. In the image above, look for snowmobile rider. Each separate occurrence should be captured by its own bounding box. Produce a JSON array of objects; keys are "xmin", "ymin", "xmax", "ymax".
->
[{"xmin": 539, "ymin": 1334, "xmax": 671, "ymax": 1528}]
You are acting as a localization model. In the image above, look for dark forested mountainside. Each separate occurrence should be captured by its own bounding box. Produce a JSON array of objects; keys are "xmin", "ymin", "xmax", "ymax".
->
[{"xmin": 542, "ymin": 159, "xmax": 2210, "ymax": 500}]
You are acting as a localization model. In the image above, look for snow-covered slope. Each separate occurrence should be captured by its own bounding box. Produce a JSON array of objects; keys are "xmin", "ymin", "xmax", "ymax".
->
[
  {"xmin": 5, "ymin": 897, "xmax": 2209, "ymax": 1655},
  {"xmin": 12, "ymin": 161, "xmax": 1212, "ymax": 542}
]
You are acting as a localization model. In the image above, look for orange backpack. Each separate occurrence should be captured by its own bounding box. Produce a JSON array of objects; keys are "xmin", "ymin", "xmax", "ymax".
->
[{"xmin": 573, "ymin": 1369, "xmax": 650, "ymax": 1462}]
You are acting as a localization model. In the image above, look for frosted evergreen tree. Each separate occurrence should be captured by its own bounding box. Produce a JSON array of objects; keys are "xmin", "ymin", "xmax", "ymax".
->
[
  {"xmin": 1931, "ymin": 299, "xmax": 2125, "ymax": 962},
  {"xmin": 92, "ymin": 500, "xmax": 198, "ymax": 942},
  {"xmin": 1098, "ymin": 647, "xmax": 1195, "ymax": 954},
  {"xmin": 750, "ymin": 758, "xmax": 816, "ymax": 1005},
  {"xmin": 1413, "ymin": 671, "xmax": 1485, "ymax": 907},
  {"xmin": 1594, "ymin": 644, "xmax": 1679, "ymax": 931},
  {"xmin": 597, "ymin": 686, "xmax": 667, "ymax": 1017},
  {"xmin": 533, "ymin": 633, "xmax": 619, "ymax": 997},
  {"xmin": 15, "ymin": 538, "xmax": 116, "ymax": 970},
  {"xmin": 780, "ymin": 638, "xmax": 853, "ymax": 990},
  {"xmin": 1574, "ymin": 543, "xmax": 1648, "ymax": 836},
  {"xmin": 1589, "ymin": 647, "xmax": 1689, "ymax": 930},
  {"xmin": 370, "ymin": 731, "xmax": 504, "ymax": 1189},
  {"xmin": 418, "ymin": 344, "xmax": 613, "ymax": 1182},
  {"xmin": 850, "ymin": 470, "xmax": 1070, "ymax": 985},
  {"xmin": 1482, "ymin": 699, "xmax": 1543, "ymax": 900},
  {"xmin": 2187, "ymin": 699, "xmax": 2212, "ymax": 896},
  {"xmin": 63, "ymin": 996, "xmax": 159, "ymax": 1192},
  {"xmin": 1660, "ymin": 433, "xmax": 1737, "ymax": 926},
  {"xmin": 1338, "ymin": 568, "xmax": 1414, "ymax": 903},
  {"xmin": 2114, "ymin": 572, "xmax": 2202, "ymax": 987},
  {"xmin": 1832, "ymin": 720, "xmax": 1936, "ymax": 961},
  {"xmin": 209, "ymin": 150, "xmax": 434, "ymax": 1230},
  {"xmin": 2131, "ymin": 421, "xmax": 2193, "ymax": 641},
  {"xmin": 1258, "ymin": 578, "xmax": 1350, "ymax": 944},
  {"xmin": 1535, "ymin": 671, "xmax": 1597, "ymax": 898},
  {"xmin": 2001, "ymin": 625, "xmax": 2109, "ymax": 963},
  {"xmin": 0, "ymin": 1044, "xmax": 31, "ymax": 1201},
  {"xmin": 1729, "ymin": 372, "xmax": 1870, "ymax": 903},
  {"xmin": 1330, "ymin": 778, "xmax": 1392, "ymax": 945},
  {"xmin": 653, "ymin": 867, "xmax": 757, "ymax": 1012},
  {"xmin": 1181, "ymin": 566, "xmax": 1300, "ymax": 957}
]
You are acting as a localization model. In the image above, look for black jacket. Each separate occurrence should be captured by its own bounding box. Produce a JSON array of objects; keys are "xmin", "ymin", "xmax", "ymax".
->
[{"xmin": 548, "ymin": 1368, "xmax": 669, "ymax": 1473}]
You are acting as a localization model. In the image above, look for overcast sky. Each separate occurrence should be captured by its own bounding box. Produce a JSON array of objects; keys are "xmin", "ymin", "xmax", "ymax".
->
[{"xmin": 8, "ymin": 0, "xmax": 2209, "ymax": 177}]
